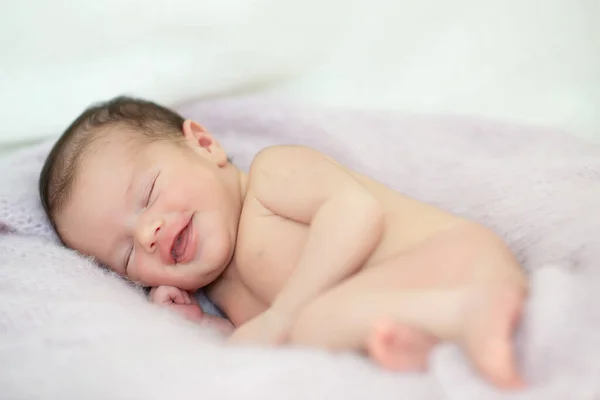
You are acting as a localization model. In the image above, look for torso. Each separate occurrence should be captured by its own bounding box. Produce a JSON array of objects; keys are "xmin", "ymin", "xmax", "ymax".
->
[{"xmin": 207, "ymin": 164, "xmax": 463, "ymax": 327}]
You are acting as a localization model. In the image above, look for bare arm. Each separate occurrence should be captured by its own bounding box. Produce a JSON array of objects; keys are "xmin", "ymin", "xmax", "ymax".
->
[{"xmin": 249, "ymin": 146, "xmax": 385, "ymax": 317}]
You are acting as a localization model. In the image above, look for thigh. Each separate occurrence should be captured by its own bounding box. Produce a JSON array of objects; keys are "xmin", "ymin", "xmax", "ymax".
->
[
  {"xmin": 287, "ymin": 264, "xmax": 406, "ymax": 351},
  {"xmin": 286, "ymin": 230, "xmax": 475, "ymax": 350},
  {"xmin": 287, "ymin": 224, "xmax": 527, "ymax": 350}
]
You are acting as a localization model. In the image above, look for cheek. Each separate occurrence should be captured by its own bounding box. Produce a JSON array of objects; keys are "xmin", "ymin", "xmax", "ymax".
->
[
  {"xmin": 180, "ymin": 179, "xmax": 214, "ymax": 207},
  {"xmin": 161, "ymin": 168, "xmax": 219, "ymax": 211},
  {"xmin": 130, "ymin": 253, "xmax": 163, "ymax": 286},
  {"xmin": 158, "ymin": 179, "xmax": 194, "ymax": 210}
]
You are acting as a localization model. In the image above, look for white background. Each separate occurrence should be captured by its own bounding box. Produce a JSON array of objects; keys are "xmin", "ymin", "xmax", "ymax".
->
[{"xmin": 1, "ymin": 0, "xmax": 599, "ymax": 146}]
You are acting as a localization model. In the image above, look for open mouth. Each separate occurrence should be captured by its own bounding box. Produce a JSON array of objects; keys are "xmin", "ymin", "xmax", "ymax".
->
[{"xmin": 171, "ymin": 218, "xmax": 193, "ymax": 263}]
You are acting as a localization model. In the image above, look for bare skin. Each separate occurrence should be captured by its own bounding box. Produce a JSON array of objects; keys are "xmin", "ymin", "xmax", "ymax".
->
[
  {"xmin": 213, "ymin": 147, "xmax": 527, "ymax": 389},
  {"xmin": 57, "ymin": 121, "xmax": 528, "ymax": 390},
  {"xmin": 148, "ymin": 285, "xmax": 234, "ymax": 335}
]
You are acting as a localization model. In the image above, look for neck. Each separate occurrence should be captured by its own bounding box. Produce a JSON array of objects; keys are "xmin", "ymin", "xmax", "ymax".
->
[
  {"xmin": 222, "ymin": 163, "xmax": 248, "ymax": 208},
  {"xmin": 205, "ymin": 163, "xmax": 248, "ymax": 304}
]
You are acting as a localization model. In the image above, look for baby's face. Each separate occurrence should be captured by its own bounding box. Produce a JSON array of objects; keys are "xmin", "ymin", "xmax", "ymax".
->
[{"xmin": 56, "ymin": 125, "xmax": 242, "ymax": 290}]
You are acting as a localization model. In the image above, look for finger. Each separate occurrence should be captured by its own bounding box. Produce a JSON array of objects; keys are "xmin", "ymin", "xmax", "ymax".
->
[
  {"xmin": 181, "ymin": 291, "xmax": 192, "ymax": 305},
  {"xmin": 169, "ymin": 289, "xmax": 187, "ymax": 305},
  {"xmin": 148, "ymin": 286, "xmax": 163, "ymax": 302},
  {"xmin": 149, "ymin": 286, "xmax": 178, "ymax": 303}
]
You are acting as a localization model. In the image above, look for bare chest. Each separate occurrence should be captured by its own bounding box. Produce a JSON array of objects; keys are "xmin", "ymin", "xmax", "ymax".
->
[
  {"xmin": 207, "ymin": 209, "xmax": 310, "ymax": 325},
  {"xmin": 235, "ymin": 213, "xmax": 309, "ymax": 305}
]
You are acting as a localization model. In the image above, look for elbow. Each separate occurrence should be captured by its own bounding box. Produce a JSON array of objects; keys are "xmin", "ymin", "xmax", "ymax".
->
[{"xmin": 349, "ymin": 190, "xmax": 385, "ymax": 240}]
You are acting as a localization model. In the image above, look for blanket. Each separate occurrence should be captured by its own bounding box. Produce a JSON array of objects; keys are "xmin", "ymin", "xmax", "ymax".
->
[{"xmin": 1, "ymin": 95, "xmax": 599, "ymax": 399}]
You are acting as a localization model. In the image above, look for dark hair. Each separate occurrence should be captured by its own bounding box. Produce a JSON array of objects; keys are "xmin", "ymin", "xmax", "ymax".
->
[{"xmin": 38, "ymin": 96, "xmax": 186, "ymax": 238}]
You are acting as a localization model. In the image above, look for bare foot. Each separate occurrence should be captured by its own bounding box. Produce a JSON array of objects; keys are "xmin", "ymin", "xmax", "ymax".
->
[
  {"xmin": 461, "ymin": 285, "xmax": 526, "ymax": 389},
  {"xmin": 367, "ymin": 319, "xmax": 439, "ymax": 372}
]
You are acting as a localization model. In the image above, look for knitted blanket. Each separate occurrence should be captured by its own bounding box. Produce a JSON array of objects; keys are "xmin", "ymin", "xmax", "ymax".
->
[{"xmin": 1, "ymin": 95, "xmax": 599, "ymax": 399}]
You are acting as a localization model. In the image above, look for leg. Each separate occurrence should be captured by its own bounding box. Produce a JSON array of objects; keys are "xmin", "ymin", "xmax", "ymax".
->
[
  {"xmin": 287, "ymin": 280, "xmax": 467, "ymax": 369},
  {"xmin": 289, "ymin": 222, "xmax": 527, "ymax": 388},
  {"xmin": 288, "ymin": 281, "xmax": 525, "ymax": 389},
  {"xmin": 364, "ymin": 285, "xmax": 526, "ymax": 378},
  {"xmin": 459, "ymin": 284, "xmax": 526, "ymax": 389}
]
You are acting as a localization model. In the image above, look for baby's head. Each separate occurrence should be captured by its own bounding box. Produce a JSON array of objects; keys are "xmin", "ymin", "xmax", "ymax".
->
[{"xmin": 39, "ymin": 96, "xmax": 245, "ymax": 290}]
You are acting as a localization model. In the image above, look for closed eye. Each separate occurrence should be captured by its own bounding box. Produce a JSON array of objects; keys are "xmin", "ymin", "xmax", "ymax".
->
[
  {"xmin": 145, "ymin": 173, "xmax": 160, "ymax": 207},
  {"xmin": 124, "ymin": 245, "xmax": 133, "ymax": 275}
]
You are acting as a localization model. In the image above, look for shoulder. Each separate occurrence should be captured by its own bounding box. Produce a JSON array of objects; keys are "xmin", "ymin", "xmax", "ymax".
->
[
  {"xmin": 249, "ymin": 145, "xmax": 335, "ymax": 174},
  {"xmin": 247, "ymin": 145, "xmax": 349, "ymax": 192},
  {"xmin": 243, "ymin": 146, "xmax": 347, "ymax": 216},
  {"xmin": 246, "ymin": 145, "xmax": 329, "ymax": 199},
  {"xmin": 244, "ymin": 145, "xmax": 368, "ymax": 219},
  {"xmin": 248, "ymin": 145, "xmax": 347, "ymax": 184}
]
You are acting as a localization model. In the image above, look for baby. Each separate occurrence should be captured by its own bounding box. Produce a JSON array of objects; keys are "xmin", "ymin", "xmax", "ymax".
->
[{"xmin": 39, "ymin": 96, "xmax": 528, "ymax": 389}]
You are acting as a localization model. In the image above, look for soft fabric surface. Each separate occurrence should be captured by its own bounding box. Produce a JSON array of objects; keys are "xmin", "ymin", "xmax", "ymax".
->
[{"xmin": 1, "ymin": 95, "xmax": 599, "ymax": 399}]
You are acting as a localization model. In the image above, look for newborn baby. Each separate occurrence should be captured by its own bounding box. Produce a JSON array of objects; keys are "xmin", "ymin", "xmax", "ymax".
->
[{"xmin": 39, "ymin": 96, "xmax": 528, "ymax": 390}]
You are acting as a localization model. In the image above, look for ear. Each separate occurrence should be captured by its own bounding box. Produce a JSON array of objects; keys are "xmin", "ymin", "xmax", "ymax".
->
[{"xmin": 182, "ymin": 120, "xmax": 228, "ymax": 167}]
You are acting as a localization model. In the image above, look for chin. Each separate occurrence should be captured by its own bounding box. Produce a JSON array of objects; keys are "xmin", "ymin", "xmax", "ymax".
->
[
  {"xmin": 179, "ymin": 266, "xmax": 224, "ymax": 291},
  {"xmin": 207, "ymin": 231, "xmax": 235, "ymax": 269},
  {"xmin": 186, "ymin": 242, "xmax": 232, "ymax": 290}
]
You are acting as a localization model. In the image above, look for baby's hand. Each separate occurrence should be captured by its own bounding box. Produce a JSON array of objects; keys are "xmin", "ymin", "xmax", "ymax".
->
[
  {"xmin": 149, "ymin": 285, "xmax": 205, "ymax": 322},
  {"xmin": 228, "ymin": 308, "xmax": 291, "ymax": 346},
  {"xmin": 148, "ymin": 285, "xmax": 235, "ymax": 335}
]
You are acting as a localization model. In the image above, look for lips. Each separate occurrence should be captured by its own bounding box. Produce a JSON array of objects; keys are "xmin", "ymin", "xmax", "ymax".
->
[{"xmin": 166, "ymin": 215, "xmax": 196, "ymax": 264}]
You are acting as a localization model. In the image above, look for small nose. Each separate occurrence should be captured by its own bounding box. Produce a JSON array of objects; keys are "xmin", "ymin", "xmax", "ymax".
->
[{"xmin": 136, "ymin": 218, "xmax": 164, "ymax": 253}]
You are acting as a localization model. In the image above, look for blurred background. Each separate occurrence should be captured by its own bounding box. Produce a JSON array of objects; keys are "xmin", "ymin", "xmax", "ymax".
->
[{"xmin": 1, "ymin": 0, "xmax": 599, "ymax": 151}]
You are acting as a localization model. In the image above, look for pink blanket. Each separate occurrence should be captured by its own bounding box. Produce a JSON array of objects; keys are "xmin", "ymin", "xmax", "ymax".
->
[{"xmin": 1, "ymin": 95, "xmax": 599, "ymax": 399}]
